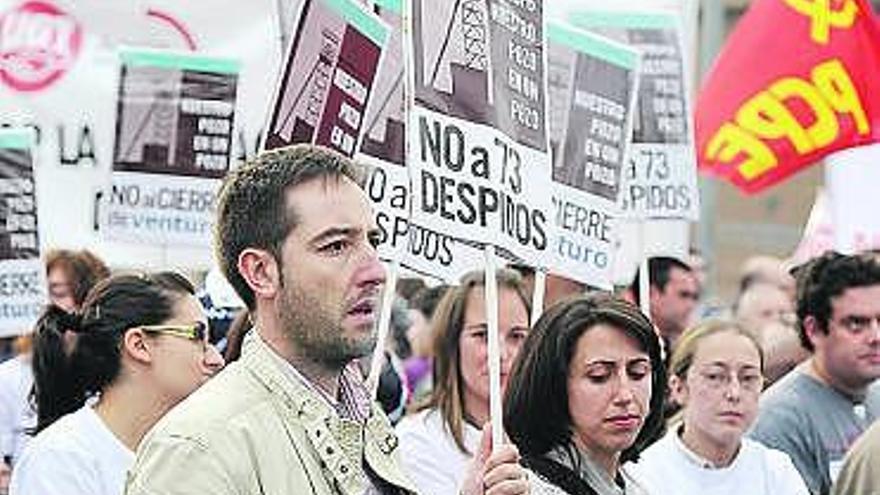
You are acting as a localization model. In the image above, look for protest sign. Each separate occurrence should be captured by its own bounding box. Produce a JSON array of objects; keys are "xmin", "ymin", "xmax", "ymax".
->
[
  {"xmin": 357, "ymin": 0, "xmax": 409, "ymax": 264},
  {"xmin": 697, "ymin": 0, "xmax": 880, "ymax": 194},
  {"xmin": 0, "ymin": 0, "xmax": 280, "ymax": 268},
  {"xmin": 406, "ymin": 0, "xmax": 554, "ymax": 273},
  {"xmin": 545, "ymin": 20, "xmax": 640, "ymax": 289},
  {"xmin": 103, "ymin": 48, "xmax": 239, "ymax": 247},
  {"xmin": 0, "ymin": 129, "xmax": 45, "ymax": 336},
  {"xmin": 262, "ymin": 0, "xmax": 389, "ymax": 157},
  {"xmin": 569, "ymin": 10, "xmax": 699, "ymax": 220}
]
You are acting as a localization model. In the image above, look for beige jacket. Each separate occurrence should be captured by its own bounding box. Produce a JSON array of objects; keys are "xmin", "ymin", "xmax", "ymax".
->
[{"xmin": 125, "ymin": 333, "xmax": 417, "ymax": 495}]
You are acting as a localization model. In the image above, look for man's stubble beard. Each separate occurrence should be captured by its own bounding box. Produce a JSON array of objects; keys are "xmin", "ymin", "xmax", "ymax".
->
[{"xmin": 278, "ymin": 278, "xmax": 377, "ymax": 370}]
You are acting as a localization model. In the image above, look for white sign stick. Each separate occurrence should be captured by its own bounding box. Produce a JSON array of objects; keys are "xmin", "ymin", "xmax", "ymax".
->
[
  {"xmin": 531, "ymin": 269, "xmax": 546, "ymax": 327},
  {"xmin": 637, "ymin": 221, "xmax": 652, "ymax": 319},
  {"xmin": 484, "ymin": 244, "xmax": 504, "ymax": 449},
  {"xmin": 369, "ymin": 259, "xmax": 400, "ymax": 398}
]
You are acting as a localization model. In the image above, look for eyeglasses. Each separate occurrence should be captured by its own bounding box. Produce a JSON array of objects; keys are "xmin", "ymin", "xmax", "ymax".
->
[
  {"xmin": 833, "ymin": 315, "xmax": 880, "ymax": 335},
  {"xmin": 693, "ymin": 368, "xmax": 764, "ymax": 393},
  {"xmin": 141, "ymin": 321, "xmax": 208, "ymax": 343}
]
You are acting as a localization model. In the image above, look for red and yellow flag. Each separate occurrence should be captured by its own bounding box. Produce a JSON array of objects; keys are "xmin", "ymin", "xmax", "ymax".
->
[{"xmin": 696, "ymin": 0, "xmax": 880, "ymax": 193}]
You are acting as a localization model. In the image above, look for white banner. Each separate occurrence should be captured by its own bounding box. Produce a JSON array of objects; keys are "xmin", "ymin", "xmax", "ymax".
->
[{"xmin": 0, "ymin": 0, "xmax": 281, "ymax": 269}]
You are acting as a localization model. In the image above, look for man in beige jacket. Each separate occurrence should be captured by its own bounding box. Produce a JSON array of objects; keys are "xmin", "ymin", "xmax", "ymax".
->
[{"xmin": 125, "ymin": 145, "xmax": 528, "ymax": 495}]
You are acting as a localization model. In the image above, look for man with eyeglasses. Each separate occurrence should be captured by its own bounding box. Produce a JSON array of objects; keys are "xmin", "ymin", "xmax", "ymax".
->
[
  {"xmin": 124, "ymin": 145, "xmax": 529, "ymax": 495},
  {"xmin": 750, "ymin": 252, "xmax": 880, "ymax": 495}
]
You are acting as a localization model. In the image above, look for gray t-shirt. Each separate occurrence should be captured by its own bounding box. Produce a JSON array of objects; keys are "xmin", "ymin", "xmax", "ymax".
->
[{"xmin": 749, "ymin": 369, "xmax": 880, "ymax": 495}]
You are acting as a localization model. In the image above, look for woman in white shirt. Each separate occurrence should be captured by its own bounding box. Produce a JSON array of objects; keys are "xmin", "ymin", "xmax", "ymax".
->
[
  {"xmin": 626, "ymin": 319, "xmax": 809, "ymax": 495},
  {"xmin": 396, "ymin": 269, "xmax": 531, "ymax": 495},
  {"xmin": 505, "ymin": 294, "xmax": 665, "ymax": 495},
  {"xmin": 11, "ymin": 272, "xmax": 225, "ymax": 495}
]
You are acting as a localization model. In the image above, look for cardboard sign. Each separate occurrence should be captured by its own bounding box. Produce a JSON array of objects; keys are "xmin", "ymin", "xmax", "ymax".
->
[
  {"xmin": 357, "ymin": 0, "xmax": 409, "ymax": 264},
  {"xmin": 0, "ymin": 129, "xmax": 45, "ymax": 336},
  {"xmin": 569, "ymin": 10, "xmax": 699, "ymax": 220},
  {"xmin": 262, "ymin": 0, "xmax": 389, "ymax": 156},
  {"xmin": 104, "ymin": 48, "xmax": 239, "ymax": 247},
  {"xmin": 545, "ymin": 20, "xmax": 640, "ymax": 289},
  {"xmin": 406, "ymin": 0, "xmax": 553, "ymax": 277},
  {"xmin": 0, "ymin": 0, "xmax": 281, "ymax": 269}
]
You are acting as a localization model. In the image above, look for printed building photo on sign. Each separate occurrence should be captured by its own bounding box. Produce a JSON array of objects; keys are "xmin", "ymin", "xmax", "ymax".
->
[
  {"xmin": 0, "ymin": 131, "xmax": 38, "ymax": 260},
  {"xmin": 263, "ymin": 0, "xmax": 389, "ymax": 156},
  {"xmin": 411, "ymin": 0, "xmax": 546, "ymax": 150},
  {"xmin": 113, "ymin": 49, "xmax": 239, "ymax": 179},
  {"xmin": 359, "ymin": 0, "xmax": 405, "ymax": 167},
  {"xmin": 548, "ymin": 23, "xmax": 636, "ymax": 202}
]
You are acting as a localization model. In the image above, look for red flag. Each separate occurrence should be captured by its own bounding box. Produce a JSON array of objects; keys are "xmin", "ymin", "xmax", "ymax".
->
[{"xmin": 696, "ymin": 0, "xmax": 880, "ymax": 193}]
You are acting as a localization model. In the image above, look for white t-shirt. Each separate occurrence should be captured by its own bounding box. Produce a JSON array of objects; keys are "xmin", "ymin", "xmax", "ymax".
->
[
  {"xmin": 395, "ymin": 408, "xmax": 481, "ymax": 495},
  {"xmin": 0, "ymin": 355, "xmax": 35, "ymax": 465},
  {"xmin": 10, "ymin": 405, "xmax": 135, "ymax": 495},
  {"xmin": 626, "ymin": 429, "xmax": 809, "ymax": 495}
]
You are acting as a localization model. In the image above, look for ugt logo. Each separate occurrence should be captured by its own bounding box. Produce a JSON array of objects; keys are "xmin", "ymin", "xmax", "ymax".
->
[
  {"xmin": 783, "ymin": 0, "xmax": 859, "ymax": 45},
  {"xmin": 0, "ymin": 1, "xmax": 83, "ymax": 91}
]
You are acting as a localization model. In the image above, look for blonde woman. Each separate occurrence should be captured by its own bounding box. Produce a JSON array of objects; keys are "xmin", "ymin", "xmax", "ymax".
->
[{"xmin": 627, "ymin": 320, "xmax": 808, "ymax": 495}]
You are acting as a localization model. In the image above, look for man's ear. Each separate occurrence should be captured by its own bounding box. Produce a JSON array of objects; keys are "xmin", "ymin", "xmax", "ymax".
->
[
  {"xmin": 122, "ymin": 328, "xmax": 153, "ymax": 365},
  {"xmin": 238, "ymin": 248, "xmax": 281, "ymax": 303},
  {"xmin": 803, "ymin": 315, "xmax": 824, "ymax": 350},
  {"xmin": 668, "ymin": 374, "xmax": 689, "ymax": 408}
]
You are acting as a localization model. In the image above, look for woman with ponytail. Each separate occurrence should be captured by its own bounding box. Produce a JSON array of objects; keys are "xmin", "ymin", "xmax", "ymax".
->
[{"xmin": 11, "ymin": 272, "xmax": 224, "ymax": 495}]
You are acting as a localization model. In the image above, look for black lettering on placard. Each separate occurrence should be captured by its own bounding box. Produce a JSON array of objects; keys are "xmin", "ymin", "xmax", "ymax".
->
[
  {"xmin": 58, "ymin": 124, "xmax": 97, "ymax": 167},
  {"xmin": 552, "ymin": 197, "xmax": 611, "ymax": 242},
  {"xmin": 408, "ymin": 223, "xmax": 453, "ymax": 266},
  {"xmin": 625, "ymin": 183, "xmax": 692, "ymax": 212},
  {"xmin": 420, "ymin": 168, "xmax": 546, "ymax": 250},
  {"xmin": 376, "ymin": 211, "xmax": 414, "ymax": 250},
  {"xmin": 110, "ymin": 184, "xmax": 141, "ymax": 206},
  {"xmin": 419, "ymin": 116, "xmax": 491, "ymax": 179},
  {"xmin": 368, "ymin": 167, "xmax": 387, "ymax": 203}
]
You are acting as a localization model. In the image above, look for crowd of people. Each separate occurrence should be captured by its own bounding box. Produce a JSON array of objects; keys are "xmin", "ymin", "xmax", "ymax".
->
[{"xmin": 1, "ymin": 144, "xmax": 879, "ymax": 495}]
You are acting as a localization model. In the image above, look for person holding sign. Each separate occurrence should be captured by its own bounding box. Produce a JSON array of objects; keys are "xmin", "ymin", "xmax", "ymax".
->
[
  {"xmin": 626, "ymin": 320, "xmax": 809, "ymax": 494},
  {"xmin": 505, "ymin": 294, "xmax": 665, "ymax": 495},
  {"xmin": 11, "ymin": 272, "xmax": 224, "ymax": 495},
  {"xmin": 396, "ymin": 269, "xmax": 531, "ymax": 495},
  {"xmin": 125, "ymin": 145, "xmax": 529, "ymax": 495}
]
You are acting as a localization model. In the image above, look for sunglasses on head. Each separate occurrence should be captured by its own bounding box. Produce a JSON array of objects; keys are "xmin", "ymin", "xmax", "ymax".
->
[{"xmin": 140, "ymin": 321, "xmax": 208, "ymax": 342}]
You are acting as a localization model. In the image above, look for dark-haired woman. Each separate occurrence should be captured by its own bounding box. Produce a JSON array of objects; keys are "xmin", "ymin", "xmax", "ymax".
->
[
  {"xmin": 10, "ymin": 272, "xmax": 224, "ymax": 495},
  {"xmin": 505, "ymin": 293, "xmax": 666, "ymax": 495}
]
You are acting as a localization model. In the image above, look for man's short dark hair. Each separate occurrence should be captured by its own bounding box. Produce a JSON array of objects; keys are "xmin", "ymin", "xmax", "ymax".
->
[
  {"xmin": 795, "ymin": 251, "xmax": 880, "ymax": 351},
  {"xmin": 214, "ymin": 145, "xmax": 364, "ymax": 310},
  {"xmin": 630, "ymin": 256, "xmax": 692, "ymax": 304}
]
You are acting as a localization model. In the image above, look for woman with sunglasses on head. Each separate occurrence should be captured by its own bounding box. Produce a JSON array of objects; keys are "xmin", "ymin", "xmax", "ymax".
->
[
  {"xmin": 11, "ymin": 272, "xmax": 224, "ymax": 495},
  {"xmin": 505, "ymin": 293, "xmax": 665, "ymax": 495},
  {"xmin": 626, "ymin": 320, "xmax": 808, "ymax": 495}
]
